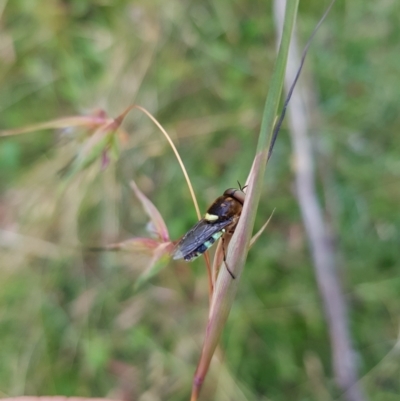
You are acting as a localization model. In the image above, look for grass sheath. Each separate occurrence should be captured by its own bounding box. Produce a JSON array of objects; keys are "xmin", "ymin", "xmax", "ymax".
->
[{"xmin": 190, "ymin": 1, "xmax": 300, "ymax": 399}]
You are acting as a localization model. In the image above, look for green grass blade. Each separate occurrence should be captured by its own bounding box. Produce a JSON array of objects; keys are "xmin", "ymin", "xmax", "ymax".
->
[{"xmin": 191, "ymin": 1, "xmax": 300, "ymax": 399}]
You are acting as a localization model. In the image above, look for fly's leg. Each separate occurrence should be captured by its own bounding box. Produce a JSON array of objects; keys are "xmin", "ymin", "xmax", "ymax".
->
[{"xmin": 222, "ymin": 236, "xmax": 235, "ymax": 279}]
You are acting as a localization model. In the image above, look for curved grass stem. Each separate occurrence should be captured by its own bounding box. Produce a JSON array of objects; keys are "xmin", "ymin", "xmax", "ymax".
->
[{"xmin": 121, "ymin": 104, "xmax": 214, "ymax": 297}]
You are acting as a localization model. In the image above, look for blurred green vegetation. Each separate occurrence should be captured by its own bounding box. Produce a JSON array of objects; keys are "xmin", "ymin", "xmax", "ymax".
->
[{"xmin": 0, "ymin": 0, "xmax": 399, "ymax": 400}]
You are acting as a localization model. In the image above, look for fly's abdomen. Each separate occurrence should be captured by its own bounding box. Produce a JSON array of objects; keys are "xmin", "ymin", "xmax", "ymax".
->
[{"xmin": 183, "ymin": 231, "xmax": 224, "ymax": 261}]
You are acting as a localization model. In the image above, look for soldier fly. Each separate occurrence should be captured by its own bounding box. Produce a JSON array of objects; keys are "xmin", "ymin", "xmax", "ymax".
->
[{"xmin": 173, "ymin": 187, "xmax": 246, "ymax": 278}]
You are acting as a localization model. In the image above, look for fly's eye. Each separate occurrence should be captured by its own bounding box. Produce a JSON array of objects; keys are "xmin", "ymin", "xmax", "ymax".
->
[{"xmin": 223, "ymin": 188, "xmax": 245, "ymax": 205}]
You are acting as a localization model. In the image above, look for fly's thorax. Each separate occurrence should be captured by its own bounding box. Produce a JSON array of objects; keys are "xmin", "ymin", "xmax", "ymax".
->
[{"xmin": 205, "ymin": 194, "xmax": 243, "ymax": 223}]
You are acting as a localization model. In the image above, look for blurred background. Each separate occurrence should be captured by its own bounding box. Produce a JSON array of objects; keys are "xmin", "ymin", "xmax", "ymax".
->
[{"xmin": 0, "ymin": 0, "xmax": 399, "ymax": 400}]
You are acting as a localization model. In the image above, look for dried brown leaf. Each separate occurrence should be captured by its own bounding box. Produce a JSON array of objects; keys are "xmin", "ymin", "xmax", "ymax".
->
[{"xmin": 130, "ymin": 180, "xmax": 170, "ymax": 242}]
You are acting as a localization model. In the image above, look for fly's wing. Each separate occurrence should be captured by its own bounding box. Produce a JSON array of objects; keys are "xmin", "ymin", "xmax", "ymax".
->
[{"xmin": 172, "ymin": 218, "xmax": 232, "ymax": 260}]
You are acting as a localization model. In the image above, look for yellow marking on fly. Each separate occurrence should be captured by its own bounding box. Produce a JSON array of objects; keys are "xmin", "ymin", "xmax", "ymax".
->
[{"xmin": 205, "ymin": 213, "xmax": 219, "ymax": 222}]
